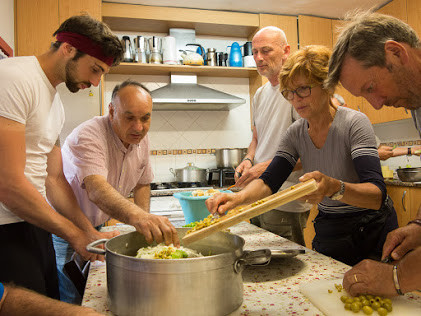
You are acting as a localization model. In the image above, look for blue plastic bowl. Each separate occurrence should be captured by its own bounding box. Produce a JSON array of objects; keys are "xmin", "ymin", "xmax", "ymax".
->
[{"xmin": 173, "ymin": 190, "xmax": 231, "ymax": 224}]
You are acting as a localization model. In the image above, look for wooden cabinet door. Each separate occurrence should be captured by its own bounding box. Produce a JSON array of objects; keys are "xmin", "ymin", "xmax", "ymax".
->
[
  {"xmin": 407, "ymin": 0, "xmax": 421, "ymax": 36},
  {"xmin": 408, "ymin": 187, "xmax": 421, "ymax": 220},
  {"xmin": 298, "ymin": 15, "xmax": 332, "ymax": 49},
  {"xmin": 59, "ymin": 0, "xmax": 101, "ymax": 22},
  {"xmin": 331, "ymin": 19, "xmax": 365, "ymax": 113},
  {"xmin": 364, "ymin": 0, "xmax": 412, "ymax": 124},
  {"xmin": 16, "ymin": 0, "xmax": 59, "ymax": 56},
  {"xmin": 387, "ymin": 185, "xmax": 412, "ymax": 227}
]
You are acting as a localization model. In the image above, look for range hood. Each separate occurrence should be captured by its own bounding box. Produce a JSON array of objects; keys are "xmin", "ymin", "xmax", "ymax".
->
[{"xmin": 151, "ymin": 74, "xmax": 246, "ymax": 111}]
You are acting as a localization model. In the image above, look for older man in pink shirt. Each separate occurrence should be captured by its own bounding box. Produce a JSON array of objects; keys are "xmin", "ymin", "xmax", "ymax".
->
[{"xmin": 54, "ymin": 80, "xmax": 179, "ymax": 303}]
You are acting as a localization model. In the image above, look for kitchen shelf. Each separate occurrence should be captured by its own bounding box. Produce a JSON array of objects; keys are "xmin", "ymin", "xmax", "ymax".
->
[
  {"xmin": 108, "ymin": 62, "xmax": 258, "ymax": 78},
  {"xmin": 102, "ymin": 3, "xmax": 259, "ymax": 38}
]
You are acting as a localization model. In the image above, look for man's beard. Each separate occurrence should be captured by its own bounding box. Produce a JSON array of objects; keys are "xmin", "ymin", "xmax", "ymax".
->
[{"xmin": 65, "ymin": 60, "xmax": 90, "ymax": 93}]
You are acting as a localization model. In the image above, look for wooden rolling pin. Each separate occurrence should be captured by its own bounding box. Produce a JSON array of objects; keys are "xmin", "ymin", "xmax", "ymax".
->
[{"xmin": 182, "ymin": 179, "xmax": 318, "ymax": 245}]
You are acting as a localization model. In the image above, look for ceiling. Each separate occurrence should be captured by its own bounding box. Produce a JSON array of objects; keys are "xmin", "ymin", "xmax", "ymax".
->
[{"xmin": 105, "ymin": 0, "xmax": 390, "ymax": 19}]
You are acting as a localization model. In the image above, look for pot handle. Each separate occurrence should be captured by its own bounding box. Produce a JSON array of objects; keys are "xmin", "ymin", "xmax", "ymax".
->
[
  {"xmin": 234, "ymin": 249, "xmax": 271, "ymax": 273},
  {"xmin": 86, "ymin": 239, "xmax": 108, "ymax": 255}
]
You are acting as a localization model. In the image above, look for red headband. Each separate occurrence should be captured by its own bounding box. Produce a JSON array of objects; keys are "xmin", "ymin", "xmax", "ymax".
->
[{"xmin": 56, "ymin": 32, "xmax": 114, "ymax": 66}]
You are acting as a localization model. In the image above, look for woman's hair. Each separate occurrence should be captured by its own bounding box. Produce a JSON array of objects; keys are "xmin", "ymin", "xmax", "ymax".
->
[
  {"xmin": 52, "ymin": 14, "xmax": 123, "ymax": 66},
  {"xmin": 326, "ymin": 10, "xmax": 420, "ymax": 90},
  {"xmin": 279, "ymin": 45, "xmax": 333, "ymax": 92}
]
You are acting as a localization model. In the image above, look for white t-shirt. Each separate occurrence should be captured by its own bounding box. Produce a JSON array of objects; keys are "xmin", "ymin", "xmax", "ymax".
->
[
  {"xmin": 0, "ymin": 56, "xmax": 65, "ymax": 225},
  {"xmin": 252, "ymin": 82, "xmax": 309, "ymax": 212}
]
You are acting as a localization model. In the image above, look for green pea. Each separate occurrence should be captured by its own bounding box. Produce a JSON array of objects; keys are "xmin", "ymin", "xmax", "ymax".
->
[
  {"xmin": 362, "ymin": 305, "xmax": 373, "ymax": 315},
  {"xmin": 341, "ymin": 295, "xmax": 349, "ymax": 303},
  {"xmin": 346, "ymin": 298, "xmax": 354, "ymax": 304},
  {"xmin": 359, "ymin": 295, "xmax": 367, "ymax": 301},
  {"xmin": 344, "ymin": 303, "xmax": 351, "ymax": 310}
]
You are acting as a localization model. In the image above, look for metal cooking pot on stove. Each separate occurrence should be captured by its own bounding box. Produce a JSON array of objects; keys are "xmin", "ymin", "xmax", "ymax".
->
[
  {"xmin": 215, "ymin": 148, "xmax": 247, "ymax": 168},
  {"xmin": 170, "ymin": 162, "xmax": 207, "ymax": 183},
  {"xmin": 86, "ymin": 228, "xmax": 271, "ymax": 316}
]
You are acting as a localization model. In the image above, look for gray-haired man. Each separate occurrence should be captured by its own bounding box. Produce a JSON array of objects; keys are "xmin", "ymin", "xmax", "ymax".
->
[{"xmin": 327, "ymin": 11, "xmax": 421, "ymax": 298}]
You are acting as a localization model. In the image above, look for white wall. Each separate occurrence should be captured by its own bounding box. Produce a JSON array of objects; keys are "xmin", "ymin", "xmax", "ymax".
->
[
  {"xmin": 0, "ymin": 0, "xmax": 15, "ymax": 56},
  {"xmin": 374, "ymin": 119, "xmax": 421, "ymax": 170}
]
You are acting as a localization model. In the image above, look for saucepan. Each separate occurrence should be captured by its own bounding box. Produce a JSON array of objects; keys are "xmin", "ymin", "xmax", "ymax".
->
[
  {"xmin": 215, "ymin": 148, "xmax": 247, "ymax": 168},
  {"xmin": 169, "ymin": 162, "xmax": 207, "ymax": 183},
  {"xmin": 86, "ymin": 228, "xmax": 271, "ymax": 316}
]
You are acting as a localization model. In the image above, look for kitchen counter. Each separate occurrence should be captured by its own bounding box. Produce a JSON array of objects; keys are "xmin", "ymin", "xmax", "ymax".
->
[
  {"xmin": 82, "ymin": 222, "xmax": 421, "ymax": 315},
  {"xmin": 385, "ymin": 179, "xmax": 421, "ymax": 187}
]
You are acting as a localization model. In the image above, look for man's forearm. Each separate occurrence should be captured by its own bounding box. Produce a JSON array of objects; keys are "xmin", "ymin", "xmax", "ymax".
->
[
  {"xmin": 134, "ymin": 184, "xmax": 151, "ymax": 212},
  {"xmin": 84, "ymin": 175, "xmax": 146, "ymax": 225},
  {"xmin": 46, "ymin": 173, "xmax": 97, "ymax": 234},
  {"xmin": 0, "ymin": 284, "xmax": 101, "ymax": 316},
  {"xmin": 0, "ymin": 175, "xmax": 81, "ymax": 244}
]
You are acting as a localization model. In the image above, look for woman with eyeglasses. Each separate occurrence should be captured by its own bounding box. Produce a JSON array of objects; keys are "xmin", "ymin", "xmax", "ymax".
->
[{"xmin": 206, "ymin": 45, "xmax": 398, "ymax": 266}]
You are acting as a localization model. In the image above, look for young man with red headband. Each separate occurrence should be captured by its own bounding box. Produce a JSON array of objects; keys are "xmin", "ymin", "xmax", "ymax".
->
[{"xmin": 0, "ymin": 15, "xmax": 123, "ymax": 299}]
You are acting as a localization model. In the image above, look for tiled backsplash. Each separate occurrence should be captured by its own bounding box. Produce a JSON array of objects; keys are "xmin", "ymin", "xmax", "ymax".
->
[{"xmin": 105, "ymin": 74, "xmax": 252, "ymax": 183}]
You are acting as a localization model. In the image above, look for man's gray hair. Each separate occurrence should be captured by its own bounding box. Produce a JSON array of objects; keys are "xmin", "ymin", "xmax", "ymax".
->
[
  {"xmin": 326, "ymin": 10, "xmax": 420, "ymax": 90},
  {"xmin": 111, "ymin": 79, "xmax": 151, "ymax": 102}
]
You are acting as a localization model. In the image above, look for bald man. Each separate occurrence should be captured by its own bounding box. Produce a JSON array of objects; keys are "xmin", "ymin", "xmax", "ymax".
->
[{"xmin": 234, "ymin": 27, "xmax": 310, "ymax": 245}]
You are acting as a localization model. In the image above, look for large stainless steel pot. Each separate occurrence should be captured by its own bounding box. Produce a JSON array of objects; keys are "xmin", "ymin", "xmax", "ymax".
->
[
  {"xmin": 169, "ymin": 162, "xmax": 207, "ymax": 183},
  {"xmin": 397, "ymin": 167, "xmax": 421, "ymax": 182},
  {"xmin": 87, "ymin": 228, "xmax": 270, "ymax": 316},
  {"xmin": 215, "ymin": 148, "xmax": 246, "ymax": 168}
]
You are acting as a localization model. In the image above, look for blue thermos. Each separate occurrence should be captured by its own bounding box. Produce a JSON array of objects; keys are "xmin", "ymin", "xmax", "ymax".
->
[{"xmin": 228, "ymin": 42, "xmax": 243, "ymax": 67}]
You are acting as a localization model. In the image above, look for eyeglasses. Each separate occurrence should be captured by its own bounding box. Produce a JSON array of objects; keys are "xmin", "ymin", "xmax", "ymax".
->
[{"xmin": 281, "ymin": 85, "xmax": 317, "ymax": 100}]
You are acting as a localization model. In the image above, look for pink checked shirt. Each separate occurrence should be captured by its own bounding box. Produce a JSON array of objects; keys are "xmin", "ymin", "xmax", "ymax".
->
[{"xmin": 61, "ymin": 116, "xmax": 154, "ymax": 227}]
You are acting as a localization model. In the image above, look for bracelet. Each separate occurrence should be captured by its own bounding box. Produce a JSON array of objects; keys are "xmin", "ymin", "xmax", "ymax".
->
[
  {"xmin": 243, "ymin": 158, "xmax": 253, "ymax": 166},
  {"xmin": 407, "ymin": 147, "xmax": 412, "ymax": 156},
  {"xmin": 393, "ymin": 265, "xmax": 404, "ymax": 295},
  {"xmin": 408, "ymin": 219, "xmax": 421, "ymax": 227}
]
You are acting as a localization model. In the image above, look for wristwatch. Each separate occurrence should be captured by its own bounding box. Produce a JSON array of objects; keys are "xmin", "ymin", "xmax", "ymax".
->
[{"xmin": 330, "ymin": 180, "xmax": 345, "ymax": 200}]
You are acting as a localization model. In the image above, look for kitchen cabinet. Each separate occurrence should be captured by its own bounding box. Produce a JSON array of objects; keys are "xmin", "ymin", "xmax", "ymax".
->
[
  {"xmin": 387, "ymin": 184, "xmax": 421, "ymax": 227},
  {"xmin": 407, "ymin": 0, "xmax": 421, "ymax": 36},
  {"xmin": 16, "ymin": 0, "xmax": 59, "ymax": 56},
  {"xmin": 387, "ymin": 185, "xmax": 412, "ymax": 227},
  {"xmin": 331, "ymin": 19, "xmax": 366, "ymax": 113},
  {"xmin": 298, "ymin": 15, "xmax": 333, "ymax": 49},
  {"xmin": 15, "ymin": 0, "xmax": 101, "ymax": 57}
]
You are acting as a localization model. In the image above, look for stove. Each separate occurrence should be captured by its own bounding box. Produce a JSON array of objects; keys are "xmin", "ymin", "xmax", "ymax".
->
[
  {"xmin": 150, "ymin": 182, "xmax": 213, "ymax": 197},
  {"xmin": 150, "ymin": 182, "xmax": 214, "ymax": 226}
]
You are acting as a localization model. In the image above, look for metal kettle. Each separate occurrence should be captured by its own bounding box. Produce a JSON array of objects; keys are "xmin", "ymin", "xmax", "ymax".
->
[{"xmin": 122, "ymin": 36, "xmax": 133, "ymax": 62}]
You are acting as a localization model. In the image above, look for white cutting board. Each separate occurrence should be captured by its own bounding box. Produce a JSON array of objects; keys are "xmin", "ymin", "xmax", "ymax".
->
[{"xmin": 300, "ymin": 278, "xmax": 421, "ymax": 315}]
